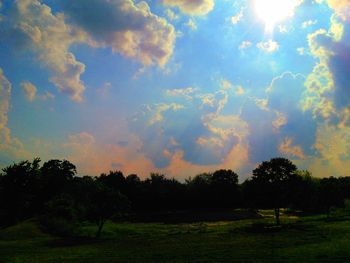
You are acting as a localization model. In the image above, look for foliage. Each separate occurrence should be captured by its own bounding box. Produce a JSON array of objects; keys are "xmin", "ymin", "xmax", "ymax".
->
[
  {"xmin": 39, "ymin": 194, "xmax": 79, "ymax": 237},
  {"xmin": 0, "ymin": 156, "xmax": 349, "ymax": 236},
  {"xmin": 247, "ymin": 157, "xmax": 299, "ymax": 224}
]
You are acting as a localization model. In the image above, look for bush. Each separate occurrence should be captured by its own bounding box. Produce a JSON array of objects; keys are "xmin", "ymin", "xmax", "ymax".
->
[{"xmin": 39, "ymin": 194, "xmax": 80, "ymax": 237}]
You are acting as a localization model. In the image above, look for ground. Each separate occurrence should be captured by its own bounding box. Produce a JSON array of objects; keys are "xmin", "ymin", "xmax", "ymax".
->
[{"xmin": 1, "ymin": 206, "xmax": 350, "ymax": 263}]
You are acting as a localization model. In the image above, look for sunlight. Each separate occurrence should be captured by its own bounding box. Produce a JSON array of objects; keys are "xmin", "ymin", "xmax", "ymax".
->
[{"xmin": 254, "ymin": 0, "xmax": 301, "ymax": 31}]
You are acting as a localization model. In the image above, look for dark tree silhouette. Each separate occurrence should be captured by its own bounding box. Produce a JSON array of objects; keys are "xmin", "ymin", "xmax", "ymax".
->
[
  {"xmin": 98, "ymin": 170, "xmax": 126, "ymax": 192},
  {"xmin": 291, "ymin": 170, "xmax": 320, "ymax": 212},
  {"xmin": 186, "ymin": 170, "xmax": 240, "ymax": 209},
  {"xmin": 250, "ymin": 157, "xmax": 298, "ymax": 225},
  {"xmin": 319, "ymin": 177, "xmax": 344, "ymax": 217},
  {"xmin": 0, "ymin": 158, "xmax": 41, "ymax": 225},
  {"xmin": 0, "ymin": 157, "xmax": 348, "ymax": 231},
  {"xmin": 211, "ymin": 169, "xmax": 240, "ymax": 207},
  {"xmin": 87, "ymin": 183, "xmax": 129, "ymax": 238},
  {"xmin": 39, "ymin": 159, "xmax": 77, "ymax": 202}
]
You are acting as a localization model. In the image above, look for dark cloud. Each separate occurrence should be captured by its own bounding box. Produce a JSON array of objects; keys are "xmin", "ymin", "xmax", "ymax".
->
[{"xmin": 328, "ymin": 26, "xmax": 350, "ymax": 110}]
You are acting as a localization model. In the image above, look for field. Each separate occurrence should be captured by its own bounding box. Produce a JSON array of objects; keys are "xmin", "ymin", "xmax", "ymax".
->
[{"xmin": 1, "ymin": 207, "xmax": 350, "ymax": 263}]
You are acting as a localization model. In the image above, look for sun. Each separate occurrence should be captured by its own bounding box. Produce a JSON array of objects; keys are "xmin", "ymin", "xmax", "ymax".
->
[{"xmin": 254, "ymin": 0, "xmax": 301, "ymax": 31}]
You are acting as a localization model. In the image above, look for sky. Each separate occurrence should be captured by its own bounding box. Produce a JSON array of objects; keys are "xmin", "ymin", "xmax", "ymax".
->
[{"xmin": 0, "ymin": 0, "xmax": 350, "ymax": 180}]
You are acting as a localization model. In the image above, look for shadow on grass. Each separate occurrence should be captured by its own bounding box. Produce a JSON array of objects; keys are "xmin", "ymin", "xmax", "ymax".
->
[{"xmin": 47, "ymin": 236, "xmax": 102, "ymax": 248}]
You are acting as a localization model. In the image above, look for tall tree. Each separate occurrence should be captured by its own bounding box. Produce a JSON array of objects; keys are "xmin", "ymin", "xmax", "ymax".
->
[
  {"xmin": 250, "ymin": 157, "xmax": 298, "ymax": 225},
  {"xmin": 0, "ymin": 158, "xmax": 41, "ymax": 225},
  {"xmin": 39, "ymin": 159, "xmax": 77, "ymax": 201}
]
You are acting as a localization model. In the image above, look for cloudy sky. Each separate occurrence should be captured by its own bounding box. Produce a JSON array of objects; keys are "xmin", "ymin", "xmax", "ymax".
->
[{"xmin": 0, "ymin": 0, "xmax": 349, "ymax": 180}]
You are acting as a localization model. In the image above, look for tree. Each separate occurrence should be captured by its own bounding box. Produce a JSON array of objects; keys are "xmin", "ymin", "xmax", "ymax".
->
[
  {"xmin": 39, "ymin": 159, "xmax": 77, "ymax": 201},
  {"xmin": 98, "ymin": 170, "xmax": 126, "ymax": 193},
  {"xmin": 186, "ymin": 173, "xmax": 212, "ymax": 208},
  {"xmin": 87, "ymin": 183, "xmax": 129, "ymax": 238},
  {"xmin": 211, "ymin": 169, "xmax": 240, "ymax": 208},
  {"xmin": 291, "ymin": 170, "xmax": 320, "ymax": 212},
  {"xmin": 0, "ymin": 158, "xmax": 41, "ymax": 225},
  {"xmin": 319, "ymin": 177, "xmax": 344, "ymax": 217},
  {"xmin": 40, "ymin": 193, "xmax": 79, "ymax": 236},
  {"xmin": 250, "ymin": 157, "xmax": 298, "ymax": 225}
]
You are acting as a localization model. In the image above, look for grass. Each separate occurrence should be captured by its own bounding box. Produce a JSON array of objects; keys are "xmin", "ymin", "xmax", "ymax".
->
[{"xmin": 1, "ymin": 207, "xmax": 350, "ymax": 263}]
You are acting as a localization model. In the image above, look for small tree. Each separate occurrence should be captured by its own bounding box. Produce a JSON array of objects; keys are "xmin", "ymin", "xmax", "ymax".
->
[
  {"xmin": 250, "ymin": 157, "xmax": 298, "ymax": 225},
  {"xmin": 87, "ymin": 183, "xmax": 129, "ymax": 238}
]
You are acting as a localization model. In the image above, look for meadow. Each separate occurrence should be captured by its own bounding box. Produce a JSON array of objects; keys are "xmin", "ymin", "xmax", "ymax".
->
[{"xmin": 1, "ymin": 205, "xmax": 350, "ymax": 263}]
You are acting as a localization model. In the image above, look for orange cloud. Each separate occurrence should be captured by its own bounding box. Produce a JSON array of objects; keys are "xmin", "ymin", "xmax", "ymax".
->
[{"xmin": 279, "ymin": 137, "xmax": 305, "ymax": 159}]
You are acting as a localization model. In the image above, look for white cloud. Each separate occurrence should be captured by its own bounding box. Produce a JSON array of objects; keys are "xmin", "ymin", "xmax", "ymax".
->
[
  {"xmin": 257, "ymin": 40, "xmax": 280, "ymax": 53},
  {"xmin": 1, "ymin": 0, "xmax": 86, "ymax": 101},
  {"xmin": 165, "ymin": 87, "xmax": 197, "ymax": 100},
  {"xmin": 62, "ymin": 0, "xmax": 176, "ymax": 67},
  {"xmin": 231, "ymin": 10, "xmax": 243, "ymax": 25},
  {"xmin": 239, "ymin": 41, "xmax": 252, "ymax": 50},
  {"xmin": 165, "ymin": 9, "xmax": 179, "ymax": 20},
  {"xmin": 185, "ymin": 18, "xmax": 197, "ymax": 31},
  {"xmin": 235, "ymin": 86, "xmax": 245, "ymax": 96},
  {"xmin": 297, "ymin": 47, "xmax": 306, "ymax": 55},
  {"xmin": 1, "ymin": 0, "xmax": 177, "ymax": 103},
  {"xmin": 302, "ymin": 20, "xmax": 317, "ymax": 28},
  {"xmin": 325, "ymin": 0, "xmax": 350, "ymax": 22}
]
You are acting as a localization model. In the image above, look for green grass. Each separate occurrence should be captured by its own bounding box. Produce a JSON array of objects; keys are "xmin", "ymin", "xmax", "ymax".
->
[{"xmin": 1, "ymin": 208, "xmax": 350, "ymax": 263}]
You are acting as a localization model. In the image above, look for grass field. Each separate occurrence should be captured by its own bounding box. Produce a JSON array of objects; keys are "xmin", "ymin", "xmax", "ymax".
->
[{"xmin": 1, "ymin": 206, "xmax": 350, "ymax": 263}]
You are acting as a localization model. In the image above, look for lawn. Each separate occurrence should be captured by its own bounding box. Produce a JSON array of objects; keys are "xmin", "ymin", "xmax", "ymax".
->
[{"xmin": 1, "ymin": 208, "xmax": 350, "ymax": 263}]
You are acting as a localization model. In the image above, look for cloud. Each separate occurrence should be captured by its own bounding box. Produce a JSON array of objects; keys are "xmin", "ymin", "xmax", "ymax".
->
[
  {"xmin": 185, "ymin": 18, "xmax": 197, "ymax": 31},
  {"xmin": 239, "ymin": 72, "xmax": 317, "ymax": 164},
  {"xmin": 60, "ymin": 132, "xmax": 156, "ymax": 177},
  {"xmin": 165, "ymin": 87, "xmax": 197, "ymax": 100},
  {"xmin": 162, "ymin": 0, "xmax": 214, "ymax": 16},
  {"xmin": 326, "ymin": 0, "xmax": 350, "ymax": 21},
  {"xmin": 302, "ymin": 15, "xmax": 350, "ymax": 125},
  {"xmin": 239, "ymin": 41, "xmax": 252, "ymax": 50},
  {"xmin": 131, "ymin": 84, "xmax": 251, "ymax": 170},
  {"xmin": 165, "ymin": 9, "xmax": 179, "ymax": 21},
  {"xmin": 305, "ymin": 124, "xmax": 350, "ymax": 177},
  {"xmin": 61, "ymin": 0, "xmax": 176, "ymax": 67},
  {"xmin": 0, "ymin": 0, "xmax": 176, "ymax": 103},
  {"xmin": 147, "ymin": 103, "xmax": 185, "ymax": 125},
  {"xmin": 220, "ymin": 80, "xmax": 232, "ymax": 90},
  {"xmin": 0, "ymin": 0, "xmax": 86, "ymax": 102},
  {"xmin": 21, "ymin": 81, "xmax": 55, "ymax": 102},
  {"xmin": 163, "ymin": 141, "xmax": 249, "ymax": 181},
  {"xmin": 279, "ymin": 137, "xmax": 305, "ymax": 159},
  {"xmin": 97, "ymin": 82, "xmax": 112, "ymax": 97},
  {"xmin": 0, "ymin": 69, "xmax": 28, "ymax": 166},
  {"xmin": 231, "ymin": 10, "xmax": 243, "ymax": 25},
  {"xmin": 0, "ymin": 69, "xmax": 11, "ymax": 132},
  {"xmin": 302, "ymin": 20, "xmax": 317, "ymax": 28},
  {"xmin": 297, "ymin": 47, "xmax": 306, "ymax": 55},
  {"xmin": 257, "ymin": 40, "xmax": 280, "ymax": 53},
  {"xmin": 235, "ymin": 86, "xmax": 245, "ymax": 96},
  {"xmin": 21, "ymin": 81, "xmax": 37, "ymax": 102}
]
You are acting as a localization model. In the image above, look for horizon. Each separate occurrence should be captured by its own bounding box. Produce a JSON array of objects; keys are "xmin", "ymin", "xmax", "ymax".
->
[{"xmin": 1, "ymin": 0, "xmax": 350, "ymax": 181}]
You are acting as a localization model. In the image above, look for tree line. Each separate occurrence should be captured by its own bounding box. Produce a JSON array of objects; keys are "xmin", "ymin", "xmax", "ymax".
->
[{"xmin": 0, "ymin": 157, "xmax": 349, "ymax": 236}]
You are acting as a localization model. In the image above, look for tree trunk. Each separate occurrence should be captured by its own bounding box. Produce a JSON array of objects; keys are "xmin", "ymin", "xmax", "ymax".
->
[
  {"xmin": 274, "ymin": 208, "xmax": 280, "ymax": 225},
  {"xmin": 96, "ymin": 219, "xmax": 105, "ymax": 238}
]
